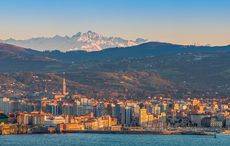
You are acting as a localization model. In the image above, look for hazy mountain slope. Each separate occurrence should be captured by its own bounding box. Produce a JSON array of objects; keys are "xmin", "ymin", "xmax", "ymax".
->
[
  {"xmin": 1, "ymin": 42, "xmax": 230, "ymax": 98},
  {"xmin": 0, "ymin": 72, "xmax": 175, "ymax": 98},
  {"xmin": 0, "ymin": 43, "xmax": 66, "ymax": 72}
]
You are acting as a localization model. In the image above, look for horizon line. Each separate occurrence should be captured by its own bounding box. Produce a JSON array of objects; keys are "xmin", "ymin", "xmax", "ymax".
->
[{"xmin": 1, "ymin": 30, "xmax": 229, "ymax": 47}]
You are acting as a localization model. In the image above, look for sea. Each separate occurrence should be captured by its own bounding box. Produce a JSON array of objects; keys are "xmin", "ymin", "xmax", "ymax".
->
[{"xmin": 0, "ymin": 133, "xmax": 229, "ymax": 146}]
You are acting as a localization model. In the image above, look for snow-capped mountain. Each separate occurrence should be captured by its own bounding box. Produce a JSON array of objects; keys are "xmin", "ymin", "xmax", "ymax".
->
[{"xmin": 0, "ymin": 31, "xmax": 147, "ymax": 52}]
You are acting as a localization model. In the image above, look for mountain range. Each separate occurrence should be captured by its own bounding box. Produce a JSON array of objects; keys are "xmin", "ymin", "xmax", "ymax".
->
[
  {"xmin": 1, "ymin": 42, "xmax": 230, "ymax": 98},
  {"xmin": 0, "ymin": 31, "xmax": 147, "ymax": 52}
]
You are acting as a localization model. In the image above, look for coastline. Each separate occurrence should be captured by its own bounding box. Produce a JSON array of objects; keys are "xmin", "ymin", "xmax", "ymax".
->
[
  {"xmin": 1, "ymin": 133, "xmax": 229, "ymax": 146},
  {"xmin": 59, "ymin": 130, "xmax": 213, "ymax": 135},
  {"xmin": 8, "ymin": 130, "xmax": 216, "ymax": 136}
]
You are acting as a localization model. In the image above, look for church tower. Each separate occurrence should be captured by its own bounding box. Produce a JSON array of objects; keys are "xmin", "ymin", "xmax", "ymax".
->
[{"xmin": 62, "ymin": 72, "xmax": 67, "ymax": 95}]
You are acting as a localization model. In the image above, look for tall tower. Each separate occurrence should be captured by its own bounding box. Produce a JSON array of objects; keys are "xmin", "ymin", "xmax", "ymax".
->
[{"xmin": 62, "ymin": 72, "xmax": 67, "ymax": 95}]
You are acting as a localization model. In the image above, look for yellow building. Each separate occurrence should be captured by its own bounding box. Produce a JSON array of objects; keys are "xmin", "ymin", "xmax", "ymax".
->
[
  {"xmin": 139, "ymin": 108, "xmax": 162, "ymax": 128},
  {"xmin": 192, "ymin": 99, "xmax": 201, "ymax": 106},
  {"xmin": 58, "ymin": 123, "xmax": 85, "ymax": 132},
  {"xmin": 139, "ymin": 108, "xmax": 149, "ymax": 127},
  {"xmin": 0, "ymin": 124, "xmax": 18, "ymax": 135},
  {"xmin": 110, "ymin": 125, "xmax": 122, "ymax": 131},
  {"xmin": 173, "ymin": 103, "xmax": 180, "ymax": 111},
  {"xmin": 84, "ymin": 116, "xmax": 117, "ymax": 130},
  {"xmin": 84, "ymin": 120, "xmax": 99, "ymax": 130},
  {"xmin": 139, "ymin": 108, "xmax": 157, "ymax": 127}
]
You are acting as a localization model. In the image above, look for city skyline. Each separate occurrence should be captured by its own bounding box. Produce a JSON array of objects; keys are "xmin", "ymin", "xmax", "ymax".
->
[
  {"xmin": 0, "ymin": 0, "xmax": 230, "ymax": 46},
  {"xmin": 0, "ymin": 0, "xmax": 230, "ymax": 144}
]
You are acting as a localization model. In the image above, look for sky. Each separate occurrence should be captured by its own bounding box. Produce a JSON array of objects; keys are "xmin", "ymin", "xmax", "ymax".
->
[{"xmin": 0, "ymin": 0, "xmax": 230, "ymax": 45}]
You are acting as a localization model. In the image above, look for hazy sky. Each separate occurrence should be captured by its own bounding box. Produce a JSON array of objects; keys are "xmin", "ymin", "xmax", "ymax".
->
[{"xmin": 0, "ymin": 0, "xmax": 230, "ymax": 45}]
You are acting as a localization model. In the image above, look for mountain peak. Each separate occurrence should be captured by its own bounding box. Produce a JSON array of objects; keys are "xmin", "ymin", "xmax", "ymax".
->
[
  {"xmin": 81, "ymin": 31, "xmax": 101, "ymax": 39},
  {"xmin": 86, "ymin": 30, "xmax": 95, "ymax": 34}
]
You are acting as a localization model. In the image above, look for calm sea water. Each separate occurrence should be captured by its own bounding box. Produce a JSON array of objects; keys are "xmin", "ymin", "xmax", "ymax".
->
[{"xmin": 0, "ymin": 134, "xmax": 229, "ymax": 146}]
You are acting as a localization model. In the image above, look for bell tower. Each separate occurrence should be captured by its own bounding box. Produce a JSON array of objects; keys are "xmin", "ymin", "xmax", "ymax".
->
[{"xmin": 62, "ymin": 72, "xmax": 67, "ymax": 95}]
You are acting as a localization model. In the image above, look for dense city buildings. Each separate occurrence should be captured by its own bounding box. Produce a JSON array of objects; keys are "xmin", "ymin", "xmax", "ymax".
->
[{"xmin": 0, "ymin": 77, "xmax": 229, "ymax": 135}]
